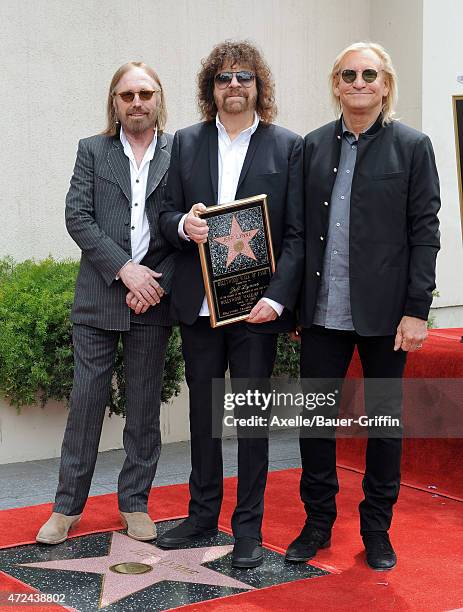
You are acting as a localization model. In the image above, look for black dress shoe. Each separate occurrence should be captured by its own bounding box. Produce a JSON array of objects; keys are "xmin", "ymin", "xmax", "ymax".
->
[
  {"xmin": 232, "ymin": 537, "xmax": 263, "ymax": 568},
  {"xmin": 285, "ymin": 525, "xmax": 331, "ymax": 563},
  {"xmin": 157, "ymin": 519, "xmax": 218, "ymax": 549},
  {"xmin": 362, "ymin": 532, "xmax": 397, "ymax": 571}
]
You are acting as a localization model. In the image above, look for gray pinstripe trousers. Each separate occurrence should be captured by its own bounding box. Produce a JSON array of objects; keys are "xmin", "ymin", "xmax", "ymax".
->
[{"xmin": 54, "ymin": 322, "xmax": 171, "ymax": 515}]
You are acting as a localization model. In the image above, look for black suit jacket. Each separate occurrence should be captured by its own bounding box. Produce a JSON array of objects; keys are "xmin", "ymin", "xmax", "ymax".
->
[
  {"xmin": 65, "ymin": 132, "xmax": 175, "ymax": 331},
  {"xmin": 300, "ymin": 116, "xmax": 441, "ymax": 336},
  {"xmin": 159, "ymin": 121, "xmax": 304, "ymax": 332}
]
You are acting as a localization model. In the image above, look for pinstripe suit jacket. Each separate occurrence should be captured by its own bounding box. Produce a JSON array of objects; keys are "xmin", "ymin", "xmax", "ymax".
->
[{"xmin": 65, "ymin": 131, "xmax": 175, "ymax": 331}]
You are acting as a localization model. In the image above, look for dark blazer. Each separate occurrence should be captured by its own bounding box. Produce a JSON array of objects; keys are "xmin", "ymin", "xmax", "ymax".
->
[
  {"xmin": 300, "ymin": 116, "xmax": 441, "ymax": 336},
  {"xmin": 65, "ymin": 131, "xmax": 175, "ymax": 331},
  {"xmin": 159, "ymin": 121, "xmax": 304, "ymax": 333}
]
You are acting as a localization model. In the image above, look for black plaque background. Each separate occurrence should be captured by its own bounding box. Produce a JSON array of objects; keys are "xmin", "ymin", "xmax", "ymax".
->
[
  {"xmin": 213, "ymin": 267, "xmax": 272, "ymax": 321},
  {"xmin": 199, "ymin": 198, "xmax": 275, "ymax": 327}
]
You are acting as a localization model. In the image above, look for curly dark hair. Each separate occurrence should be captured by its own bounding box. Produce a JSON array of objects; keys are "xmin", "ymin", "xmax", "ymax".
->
[{"xmin": 197, "ymin": 40, "xmax": 277, "ymax": 123}]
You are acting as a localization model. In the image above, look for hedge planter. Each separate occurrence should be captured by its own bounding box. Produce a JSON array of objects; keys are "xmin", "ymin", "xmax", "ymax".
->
[{"xmin": 0, "ymin": 256, "xmax": 301, "ymax": 462}]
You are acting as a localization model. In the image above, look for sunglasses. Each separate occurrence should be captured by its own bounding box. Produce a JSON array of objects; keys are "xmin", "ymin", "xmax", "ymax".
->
[
  {"xmin": 115, "ymin": 90, "xmax": 159, "ymax": 103},
  {"xmin": 214, "ymin": 71, "xmax": 255, "ymax": 89},
  {"xmin": 340, "ymin": 69, "xmax": 381, "ymax": 84}
]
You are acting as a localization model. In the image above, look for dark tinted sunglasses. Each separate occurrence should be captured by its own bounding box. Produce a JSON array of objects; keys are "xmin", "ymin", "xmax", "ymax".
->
[
  {"xmin": 340, "ymin": 69, "xmax": 380, "ymax": 84},
  {"xmin": 115, "ymin": 90, "xmax": 159, "ymax": 103},
  {"xmin": 214, "ymin": 71, "xmax": 255, "ymax": 89}
]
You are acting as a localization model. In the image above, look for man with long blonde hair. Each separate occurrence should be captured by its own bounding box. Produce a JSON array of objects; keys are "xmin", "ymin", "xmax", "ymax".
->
[
  {"xmin": 36, "ymin": 61, "xmax": 174, "ymax": 545},
  {"xmin": 286, "ymin": 42, "xmax": 440, "ymax": 570}
]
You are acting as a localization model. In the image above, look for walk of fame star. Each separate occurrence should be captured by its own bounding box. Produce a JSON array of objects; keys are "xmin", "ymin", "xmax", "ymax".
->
[
  {"xmin": 19, "ymin": 532, "xmax": 254, "ymax": 608},
  {"xmin": 213, "ymin": 214, "xmax": 259, "ymax": 268}
]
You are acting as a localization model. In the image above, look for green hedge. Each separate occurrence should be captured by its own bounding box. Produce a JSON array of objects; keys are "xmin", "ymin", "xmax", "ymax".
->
[
  {"xmin": 0, "ymin": 257, "xmax": 183, "ymax": 415},
  {"xmin": 0, "ymin": 256, "xmax": 299, "ymax": 415}
]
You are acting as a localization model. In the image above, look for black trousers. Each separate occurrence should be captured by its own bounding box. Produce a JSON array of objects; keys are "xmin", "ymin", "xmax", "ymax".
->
[
  {"xmin": 180, "ymin": 318, "xmax": 278, "ymax": 539},
  {"xmin": 54, "ymin": 322, "xmax": 171, "ymax": 515},
  {"xmin": 299, "ymin": 325, "xmax": 407, "ymax": 534}
]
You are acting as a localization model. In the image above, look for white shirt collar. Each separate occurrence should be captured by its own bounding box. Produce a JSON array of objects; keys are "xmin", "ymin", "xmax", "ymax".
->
[
  {"xmin": 215, "ymin": 112, "xmax": 259, "ymax": 142},
  {"xmin": 119, "ymin": 126, "xmax": 158, "ymax": 166}
]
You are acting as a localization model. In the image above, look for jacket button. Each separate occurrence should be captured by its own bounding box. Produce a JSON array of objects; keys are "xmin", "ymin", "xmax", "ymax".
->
[
  {"xmin": 337, "ymin": 135, "xmax": 341, "ymax": 140},
  {"xmin": 320, "ymin": 236, "xmax": 324, "ymax": 241},
  {"xmin": 324, "ymin": 201, "xmax": 329, "ymax": 206},
  {"xmin": 333, "ymin": 167, "xmax": 337, "ymax": 172},
  {"xmin": 316, "ymin": 271, "xmax": 320, "ymax": 276}
]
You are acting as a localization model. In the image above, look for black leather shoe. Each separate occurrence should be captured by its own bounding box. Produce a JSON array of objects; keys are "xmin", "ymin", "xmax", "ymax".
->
[
  {"xmin": 157, "ymin": 520, "xmax": 218, "ymax": 549},
  {"xmin": 285, "ymin": 525, "xmax": 331, "ymax": 563},
  {"xmin": 232, "ymin": 537, "xmax": 263, "ymax": 568},
  {"xmin": 362, "ymin": 532, "xmax": 397, "ymax": 571}
]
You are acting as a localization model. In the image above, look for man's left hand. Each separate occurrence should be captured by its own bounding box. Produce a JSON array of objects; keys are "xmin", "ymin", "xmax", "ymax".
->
[
  {"xmin": 394, "ymin": 315, "xmax": 428, "ymax": 352},
  {"xmin": 126, "ymin": 291, "xmax": 151, "ymax": 315},
  {"xmin": 246, "ymin": 300, "xmax": 278, "ymax": 324}
]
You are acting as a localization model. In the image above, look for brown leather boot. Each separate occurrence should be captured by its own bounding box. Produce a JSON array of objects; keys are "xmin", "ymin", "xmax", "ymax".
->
[
  {"xmin": 119, "ymin": 511, "xmax": 157, "ymax": 541},
  {"xmin": 36, "ymin": 512, "xmax": 81, "ymax": 544}
]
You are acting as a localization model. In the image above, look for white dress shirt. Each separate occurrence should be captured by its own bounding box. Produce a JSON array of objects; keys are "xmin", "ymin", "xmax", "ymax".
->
[
  {"xmin": 179, "ymin": 113, "xmax": 283, "ymax": 317},
  {"xmin": 120, "ymin": 126, "xmax": 157, "ymax": 265}
]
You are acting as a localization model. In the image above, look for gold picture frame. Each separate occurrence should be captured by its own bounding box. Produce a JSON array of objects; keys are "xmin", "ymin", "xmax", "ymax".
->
[
  {"xmin": 197, "ymin": 194, "xmax": 276, "ymax": 328},
  {"xmin": 452, "ymin": 95, "xmax": 463, "ymax": 241}
]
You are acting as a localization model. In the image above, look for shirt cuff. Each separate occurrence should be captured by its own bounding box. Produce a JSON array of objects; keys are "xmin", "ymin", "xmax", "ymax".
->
[
  {"xmin": 178, "ymin": 214, "xmax": 190, "ymax": 241},
  {"xmin": 262, "ymin": 297, "xmax": 284, "ymax": 317}
]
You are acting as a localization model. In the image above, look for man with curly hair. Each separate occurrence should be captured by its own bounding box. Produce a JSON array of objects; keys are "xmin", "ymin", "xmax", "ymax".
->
[{"xmin": 154, "ymin": 40, "xmax": 304, "ymax": 567}]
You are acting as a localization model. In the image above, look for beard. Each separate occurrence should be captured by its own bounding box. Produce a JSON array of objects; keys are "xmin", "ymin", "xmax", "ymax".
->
[
  {"xmin": 217, "ymin": 89, "xmax": 257, "ymax": 115},
  {"xmin": 123, "ymin": 108, "xmax": 158, "ymax": 135},
  {"xmin": 223, "ymin": 98, "xmax": 247, "ymax": 114}
]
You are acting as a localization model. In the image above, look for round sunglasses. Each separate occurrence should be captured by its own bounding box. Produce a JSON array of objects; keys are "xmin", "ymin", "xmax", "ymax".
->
[{"xmin": 340, "ymin": 69, "xmax": 382, "ymax": 84}]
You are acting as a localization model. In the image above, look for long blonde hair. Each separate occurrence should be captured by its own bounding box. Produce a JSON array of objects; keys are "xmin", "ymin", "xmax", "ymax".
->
[
  {"xmin": 330, "ymin": 42, "xmax": 398, "ymax": 125},
  {"xmin": 102, "ymin": 61, "xmax": 167, "ymax": 136}
]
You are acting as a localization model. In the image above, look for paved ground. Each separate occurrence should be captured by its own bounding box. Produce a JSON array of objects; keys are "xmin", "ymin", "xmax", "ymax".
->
[{"xmin": 0, "ymin": 430, "xmax": 300, "ymax": 510}]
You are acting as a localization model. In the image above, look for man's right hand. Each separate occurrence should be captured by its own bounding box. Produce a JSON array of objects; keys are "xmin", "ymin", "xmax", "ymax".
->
[
  {"xmin": 118, "ymin": 261, "xmax": 164, "ymax": 307},
  {"xmin": 184, "ymin": 203, "xmax": 209, "ymax": 243}
]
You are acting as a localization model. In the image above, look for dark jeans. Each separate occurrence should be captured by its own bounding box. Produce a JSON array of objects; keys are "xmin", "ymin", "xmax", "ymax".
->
[
  {"xmin": 180, "ymin": 318, "xmax": 278, "ymax": 539},
  {"xmin": 299, "ymin": 325, "xmax": 407, "ymax": 534}
]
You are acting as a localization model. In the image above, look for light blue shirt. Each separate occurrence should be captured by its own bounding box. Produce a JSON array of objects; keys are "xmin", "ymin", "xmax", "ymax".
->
[{"xmin": 313, "ymin": 121, "xmax": 357, "ymax": 330}]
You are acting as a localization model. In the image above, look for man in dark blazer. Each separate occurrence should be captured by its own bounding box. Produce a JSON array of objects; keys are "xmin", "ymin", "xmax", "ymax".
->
[
  {"xmin": 285, "ymin": 42, "xmax": 440, "ymax": 570},
  {"xmin": 36, "ymin": 62, "xmax": 174, "ymax": 544},
  {"xmin": 153, "ymin": 41, "xmax": 304, "ymax": 568}
]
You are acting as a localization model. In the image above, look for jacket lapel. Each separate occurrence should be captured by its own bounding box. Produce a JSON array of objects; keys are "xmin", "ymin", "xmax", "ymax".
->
[
  {"xmin": 325, "ymin": 118, "xmax": 343, "ymax": 197},
  {"xmin": 236, "ymin": 122, "xmax": 265, "ymax": 192},
  {"xmin": 107, "ymin": 139, "xmax": 131, "ymax": 202},
  {"xmin": 207, "ymin": 123, "xmax": 219, "ymax": 205},
  {"xmin": 146, "ymin": 133, "xmax": 170, "ymax": 200}
]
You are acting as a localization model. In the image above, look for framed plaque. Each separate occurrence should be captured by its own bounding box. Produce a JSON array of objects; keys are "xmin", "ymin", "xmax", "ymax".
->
[
  {"xmin": 197, "ymin": 194, "xmax": 276, "ymax": 328},
  {"xmin": 453, "ymin": 95, "xmax": 463, "ymax": 241}
]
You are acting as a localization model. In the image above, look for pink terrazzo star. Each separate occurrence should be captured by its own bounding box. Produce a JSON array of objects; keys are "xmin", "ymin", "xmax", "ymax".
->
[
  {"xmin": 213, "ymin": 215, "xmax": 259, "ymax": 267},
  {"xmin": 20, "ymin": 532, "xmax": 254, "ymax": 608}
]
